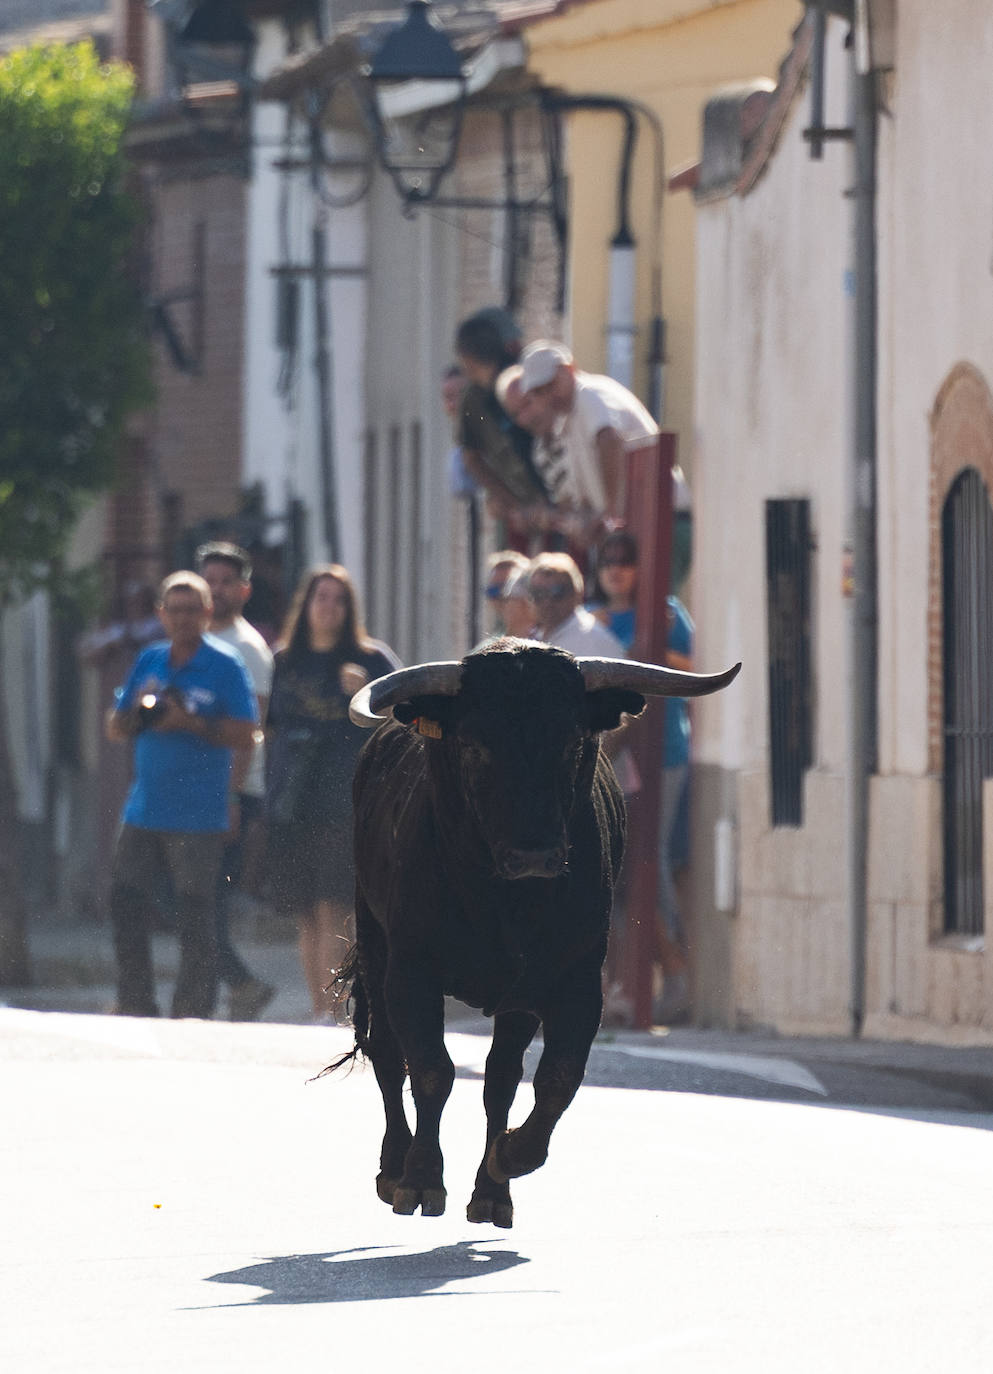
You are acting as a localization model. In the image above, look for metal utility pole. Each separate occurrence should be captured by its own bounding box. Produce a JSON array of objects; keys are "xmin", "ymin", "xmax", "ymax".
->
[
  {"xmin": 310, "ymin": 212, "xmax": 341, "ymax": 563},
  {"xmin": 309, "ymin": 106, "xmax": 341, "ymax": 564},
  {"xmin": 847, "ymin": 50, "xmax": 878, "ymax": 1035}
]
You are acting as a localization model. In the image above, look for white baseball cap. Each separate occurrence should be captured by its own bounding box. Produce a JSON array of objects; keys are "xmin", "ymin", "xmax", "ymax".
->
[{"xmin": 519, "ymin": 340, "xmax": 573, "ymax": 394}]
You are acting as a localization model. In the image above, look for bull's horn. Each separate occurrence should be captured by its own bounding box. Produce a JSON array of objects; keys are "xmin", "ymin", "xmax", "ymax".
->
[
  {"xmin": 576, "ymin": 657, "xmax": 741, "ymax": 697},
  {"xmin": 349, "ymin": 661, "xmax": 463, "ymax": 728}
]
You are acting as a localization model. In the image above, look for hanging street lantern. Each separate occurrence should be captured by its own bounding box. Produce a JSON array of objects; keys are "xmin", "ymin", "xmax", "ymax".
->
[
  {"xmin": 364, "ymin": 0, "xmax": 468, "ymax": 208},
  {"xmin": 148, "ymin": 0, "xmax": 257, "ymax": 97}
]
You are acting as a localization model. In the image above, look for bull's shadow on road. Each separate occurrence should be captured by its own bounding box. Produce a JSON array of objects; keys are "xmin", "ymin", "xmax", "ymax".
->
[{"xmin": 202, "ymin": 1241, "xmax": 530, "ymax": 1306}]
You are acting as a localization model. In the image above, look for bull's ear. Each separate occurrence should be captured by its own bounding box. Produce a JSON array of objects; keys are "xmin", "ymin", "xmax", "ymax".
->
[
  {"xmin": 586, "ymin": 688, "xmax": 646, "ymax": 733},
  {"xmin": 392, "ymin": 694, "xmax": 457, "ymax": 736}
]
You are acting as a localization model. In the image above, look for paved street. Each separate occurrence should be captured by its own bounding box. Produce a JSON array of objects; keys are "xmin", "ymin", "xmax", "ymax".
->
[{"xmin": 4, "ymin": 997, "xmax": 993, "ymax": 1373}]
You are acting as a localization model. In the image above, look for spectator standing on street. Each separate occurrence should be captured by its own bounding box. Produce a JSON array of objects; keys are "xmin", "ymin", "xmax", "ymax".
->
[
  {"xmin": 483, "ymin": 549, "xmax": 530, "ymax": 635},
  {"xmin": 79, "ymin": 581, "xmax": 165, "ymax": 916},
  {"xmin": 527, "ymin": 552, "xmax": 626, "ymax": 658},
  {"xmin": 588, "ymin": 529, "xmax": 639, "ymax": 651},
  {"xmin": 265, "ymin": 566, "xmax": 400, "ymax": 1022},
  {"xmin": 587, "ymin": 531, "xmax": 695, "ymax": 1022},
  {"xmin": 106, "ymin": 572, "xmax": 258, "ymax": 1018},
  {"xmin": 196, "ymin": 542, "xmax": 276, "ymax": 1022},
  {"xmin": 652, "ymin": 591, "xmax": 695, "ymax": 1022}
]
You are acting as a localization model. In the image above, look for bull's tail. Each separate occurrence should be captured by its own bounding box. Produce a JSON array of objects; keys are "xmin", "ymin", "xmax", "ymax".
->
[{"xmin": 313, "ymin": 942, "xmax": 370, "ymax": 1079}]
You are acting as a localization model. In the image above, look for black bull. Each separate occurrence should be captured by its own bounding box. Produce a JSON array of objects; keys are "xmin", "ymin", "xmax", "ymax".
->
[{"xmin": 329, "ymin": 639, "xmax": 740, "ymax": 1228}]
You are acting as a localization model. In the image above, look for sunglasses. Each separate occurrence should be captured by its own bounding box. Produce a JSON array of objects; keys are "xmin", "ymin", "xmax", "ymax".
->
[
  {"xmin": 529, "ymin": 584, "xmax": 571, "ymax": 603},
  {"xmin": 485, "ymin": 583, "xmax": 505, "ymax": 600}
]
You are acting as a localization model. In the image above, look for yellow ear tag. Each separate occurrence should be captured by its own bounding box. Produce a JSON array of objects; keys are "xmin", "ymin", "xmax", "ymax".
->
[{"xmin": 417, "ymin": 717, "xmax": 443, "ymax": 740}]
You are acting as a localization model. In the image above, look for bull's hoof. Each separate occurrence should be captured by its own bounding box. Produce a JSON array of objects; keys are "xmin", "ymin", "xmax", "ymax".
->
[
  {"xmin": 466, "ymin": 1195, "xmax": 514, "ymax": 1229},
  {"xmin": 392, "ymin": 1185, "xmax": 446, "ymax": 1217},
  {"xmin": 376, "ymin": 1173, "xmax": 399, "ymax": 1206},
  {"xmin": 487, "ymin": 1128, "xmax": 547, "ymax": 1184}
]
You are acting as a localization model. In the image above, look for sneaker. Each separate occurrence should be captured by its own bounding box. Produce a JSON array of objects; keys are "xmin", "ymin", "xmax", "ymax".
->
[{"xmin": 228, "ymin": 978, "xmax": 276, "ymax": 1022}]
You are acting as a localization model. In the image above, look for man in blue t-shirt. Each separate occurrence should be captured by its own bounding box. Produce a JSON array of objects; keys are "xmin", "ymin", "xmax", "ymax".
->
[{"xmin": 106, "ymin": 571, "xmax": 258, "ymax": 1018}]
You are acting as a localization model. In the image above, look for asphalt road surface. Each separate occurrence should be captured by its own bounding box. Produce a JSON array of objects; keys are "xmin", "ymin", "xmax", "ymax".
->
[{"xmin": 4, "ymin": 1008, "xmax": 993, "ymax": 1373}]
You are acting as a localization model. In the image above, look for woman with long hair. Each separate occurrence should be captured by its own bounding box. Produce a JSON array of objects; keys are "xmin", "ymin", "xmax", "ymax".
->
[{"xmin": 265, "ymin": 565, "xmax": 400, "ymax": 1021}]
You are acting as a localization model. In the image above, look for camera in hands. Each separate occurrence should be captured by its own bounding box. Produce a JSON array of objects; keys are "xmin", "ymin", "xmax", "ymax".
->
[{"xmin": 135, "ymin": 687, "xmax": 181, "ymax": 732}]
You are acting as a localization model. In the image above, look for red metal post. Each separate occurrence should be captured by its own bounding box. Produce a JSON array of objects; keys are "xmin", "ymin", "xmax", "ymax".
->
[{"xmin": 619, "ymin": 434, "xmax": 675, "ymax": 1029}]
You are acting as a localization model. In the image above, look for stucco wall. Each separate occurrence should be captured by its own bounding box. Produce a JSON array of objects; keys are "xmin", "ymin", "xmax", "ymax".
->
[
  {"xmin": 877, "ymin": 0, "xmax": 993, "ymax": 778},
  {"xmin": 692, "ymin": 17, "xmax": 855, "ymax": 1032},
  {"xmin": 364, "ymin": 165, "xmax": 460, "ymax": 662},
  {"xmin": 693, "ymin": 20, "xmax": 851, "ymax": 778}
]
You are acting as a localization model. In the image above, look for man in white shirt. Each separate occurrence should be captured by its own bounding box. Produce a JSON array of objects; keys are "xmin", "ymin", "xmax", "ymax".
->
[
  {"xmin": 197, "ymin": 542, "xmax": 275, "ymax": 1021},
  {"xmin": 528, "ymin": 553, "xmax": 625, "ymax": 658},
  {"xmin": 517, "ymin": 340, "xmax": 659, "ymax": 539}
]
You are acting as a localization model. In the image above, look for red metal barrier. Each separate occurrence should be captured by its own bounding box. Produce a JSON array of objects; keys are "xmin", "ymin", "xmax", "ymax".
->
[{"xmin": 616, "ymin": 434, "xmax": 675, "ymax": 1029}]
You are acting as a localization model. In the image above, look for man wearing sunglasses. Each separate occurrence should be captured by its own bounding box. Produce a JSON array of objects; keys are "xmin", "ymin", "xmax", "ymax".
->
[
  {"xmin": 481, "ymin": 550, "xmax": 530, "ymax": 637},
  {"xmin": 527, "ymin": 553, "xmax": 625, "ymax": 658}
]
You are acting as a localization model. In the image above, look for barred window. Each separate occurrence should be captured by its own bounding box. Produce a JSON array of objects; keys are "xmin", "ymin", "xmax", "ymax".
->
[
  {"xmin": 766, "ymin": 499, "xmax": 813, "ymax": 827},
  {"xmin": 942, "ymin": 468, "xmax": 993, "ymax": 936}
]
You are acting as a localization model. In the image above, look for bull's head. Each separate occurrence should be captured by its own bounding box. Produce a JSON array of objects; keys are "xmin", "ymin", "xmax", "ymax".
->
[{"xmin": 350, "ymin": 639, "xmax": 740, "ymax": 882}]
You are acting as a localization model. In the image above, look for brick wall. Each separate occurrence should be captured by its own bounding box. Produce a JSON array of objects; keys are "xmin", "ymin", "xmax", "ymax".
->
[
  {"xmin": 453, "ymin": 100, "xmax": 564, "ymax": 338},
  {"xmin": 147, "ymin": 170, "xmax": 248, "ymax": 537}
]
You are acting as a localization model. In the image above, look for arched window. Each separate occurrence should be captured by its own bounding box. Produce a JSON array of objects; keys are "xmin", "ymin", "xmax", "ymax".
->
[{"xmin": 941, "ymin": 468, "xmax": 993, "ymax": 935}]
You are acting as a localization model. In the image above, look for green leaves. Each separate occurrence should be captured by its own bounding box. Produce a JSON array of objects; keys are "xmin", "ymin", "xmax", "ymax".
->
[{"xmin": 0, "ymin": 41, "xmax": 152, "ymax": 603}]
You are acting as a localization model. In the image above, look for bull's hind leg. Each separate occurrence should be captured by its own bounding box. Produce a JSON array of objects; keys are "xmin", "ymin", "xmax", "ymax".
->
[
  {"xmin": 385, "ymin": 957, "xmax": 454, "ymax": 1217},
  {"xmin": 488, "ymin": 953, "xmax": 603, "ymax": 1186},
  {"xmin": 467, "ymin": 1009, "xmax": 540, "ymax": 1229},
  {"xmin": 367, "ymin": 993, "xmax": 413, "ymax": 1206},
  {"xmin": 353, "ymin": 901, "xmax": 413, "ymax": 1207}
]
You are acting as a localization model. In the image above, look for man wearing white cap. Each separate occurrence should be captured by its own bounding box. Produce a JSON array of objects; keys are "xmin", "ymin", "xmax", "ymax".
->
[{"xmin": 517, "ymin": 340, "xmax": 659, "ymax": 539}]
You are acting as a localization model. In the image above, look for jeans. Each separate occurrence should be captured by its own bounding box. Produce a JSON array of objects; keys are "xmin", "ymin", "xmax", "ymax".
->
[{"xmin": 110, "ymin": 825, "xmax": 225, "ymax": 1018}]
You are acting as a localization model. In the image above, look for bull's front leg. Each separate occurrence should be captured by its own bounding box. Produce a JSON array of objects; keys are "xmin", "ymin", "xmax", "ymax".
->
[
  {"xmin": 467, "ymin": 1009, "xmax": 540, "ymax": 1229},
  {"xmin": 487, "ymin": 953, "xmax": 603, "ymax": 1186},
  {"xmin": 384, "ymin": 955, "xmax": 454, "ymax": 1217}
]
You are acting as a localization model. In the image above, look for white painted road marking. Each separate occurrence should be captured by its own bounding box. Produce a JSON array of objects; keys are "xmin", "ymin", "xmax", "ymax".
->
[
  {"xmin": 598, "ymin": 1042, "xmax": 830, "ymax": 1096},
  {"xmin": 444, "ymin": 1030, "xmax": 829, "ymax": 1096}
]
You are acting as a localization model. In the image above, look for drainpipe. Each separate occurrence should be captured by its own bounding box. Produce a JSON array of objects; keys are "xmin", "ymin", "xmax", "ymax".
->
[
  {"xmin": 804, "ymin": 5, "xmax": 877, "ymax": 1035},
  {"xmin": 606, "ymin": 227, "xmax": 637, "ymax": 391},
  {"xmin": 848, "ymin": 48, "xmax": 878, "ymax": 1036},
  {"xmin": 542, "ymin": 95, "xmax": 639, "ymax": 386}
]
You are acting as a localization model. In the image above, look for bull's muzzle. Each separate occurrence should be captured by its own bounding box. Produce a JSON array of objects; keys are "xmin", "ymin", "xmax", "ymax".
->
[{"xmin": 495, "ymin": 844, "xmax": 568, "ymax": 881}]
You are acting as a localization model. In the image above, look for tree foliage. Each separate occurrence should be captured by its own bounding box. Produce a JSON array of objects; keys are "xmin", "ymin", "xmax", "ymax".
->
[
  {"xmin": 0, "ymin": 41, "xmax": 151, "ymax": 603},
  {"xmin": 0, "ymin": 42, "xmax": 152, "ymax": 985}
]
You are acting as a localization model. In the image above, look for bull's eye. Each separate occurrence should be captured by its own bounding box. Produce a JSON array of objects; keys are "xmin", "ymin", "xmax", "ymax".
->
[{"xmin": 459, "ymin": 739, "xmax": 492, "ymax": 768}]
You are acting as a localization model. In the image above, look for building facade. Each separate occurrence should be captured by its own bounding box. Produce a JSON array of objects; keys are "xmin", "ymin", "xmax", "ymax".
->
[{"xmin": 690, "ymin": 1, "xmax": 993, "ymax": 1044}]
